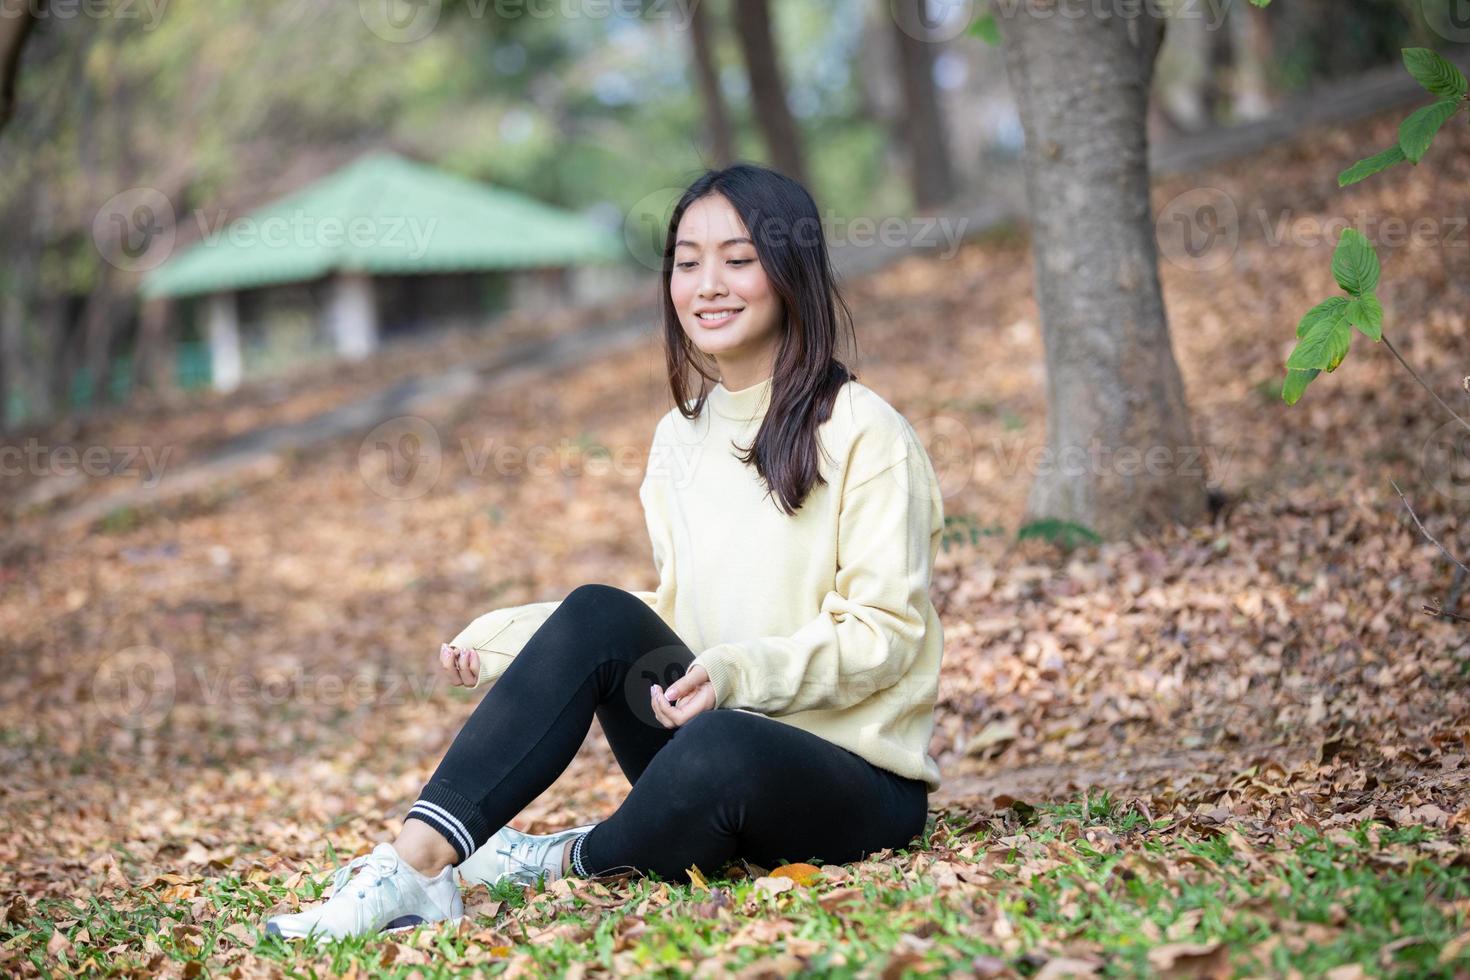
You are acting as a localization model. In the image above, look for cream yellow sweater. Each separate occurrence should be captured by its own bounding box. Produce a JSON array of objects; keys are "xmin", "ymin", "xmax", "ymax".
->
[{"xmin": 448, "ymin": 374, "xmax": 946, "ymax": 792}]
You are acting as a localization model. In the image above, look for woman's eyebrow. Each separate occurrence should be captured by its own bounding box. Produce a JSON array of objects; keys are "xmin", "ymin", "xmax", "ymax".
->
[{"xmin": 674, "ymin": 236, "xmax": 754, "ymax": 248}]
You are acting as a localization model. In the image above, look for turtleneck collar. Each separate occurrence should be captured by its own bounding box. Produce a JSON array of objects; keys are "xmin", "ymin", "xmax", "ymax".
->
[{"xmin": 706, "ymin": 374, "xmax": 774, "ymax": 422}]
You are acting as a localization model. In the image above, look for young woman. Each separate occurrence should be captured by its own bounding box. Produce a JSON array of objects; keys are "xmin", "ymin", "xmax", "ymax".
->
[{"xmin": 266, "ymin": 163, "xmax": 946, "ymax": 940}]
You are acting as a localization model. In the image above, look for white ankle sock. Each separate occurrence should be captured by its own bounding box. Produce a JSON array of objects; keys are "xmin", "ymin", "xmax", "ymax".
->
[{"xmin": 390, "ymin": 845, "xmax": 452, "ymax": 885}]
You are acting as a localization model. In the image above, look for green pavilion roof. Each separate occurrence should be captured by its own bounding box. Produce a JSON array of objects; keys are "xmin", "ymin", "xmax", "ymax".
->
[{"xmin": 140, "ymin": 151, "xmax": 624, "ymax": 298}]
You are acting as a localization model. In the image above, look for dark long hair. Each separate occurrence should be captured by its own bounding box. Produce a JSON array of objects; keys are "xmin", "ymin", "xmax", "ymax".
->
[{"xmin": 659, "ymin": 164, "xmax": 859, "ymax": 516}]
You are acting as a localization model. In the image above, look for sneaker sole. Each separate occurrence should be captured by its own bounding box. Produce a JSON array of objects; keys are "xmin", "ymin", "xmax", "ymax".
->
[{"xmin": 264, "ymin": 914, "xmax": 463, "ymax": 941}]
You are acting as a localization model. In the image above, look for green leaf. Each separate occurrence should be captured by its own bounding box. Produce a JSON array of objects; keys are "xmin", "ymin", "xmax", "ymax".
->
[
  {"xmin": 1295, "ymin": 296, "xmax": 1349, "ymax": 339},
  {"xmin": 1287, "ymin": 311, "xmax": 1352, "ymax": 373},
  {"xmin": 1282, "ymin": 368, "xmax": 1321, "ymax": 405},
  {"xmin": 1331, "ymin": 228, "xmax": 1380, "ymax": 296},
  {"xmin": 1016, "ymin": 519, "xmax": 1102, "ymax": 550},
  {"xmin": 1249, "ymin": 0, "xmax": 1271, "ymax": 6},
  {"xmin": 1398, "ymin": 99, "xmax": 1462, "ymax": 164},
  {"xmin": 1337, "ymin": 144, "xmax": 1406, "ymax": 186},
  {"xmin": 1402, "ymin": 47, "xmax": 1468, "ymax": 99},
  {"xmin": 969, "ymin": 14, "xmax": 1000, "ymax": 45},
  {"xmin": 1345, "ymin": 293, "xmax": 1383, "ymax": 341}
]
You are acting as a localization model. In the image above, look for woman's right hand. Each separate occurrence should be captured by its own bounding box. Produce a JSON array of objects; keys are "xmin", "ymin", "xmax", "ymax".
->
[{"xmin": 440, "ymin": 643, "xmax": 480, "ymax": 687}]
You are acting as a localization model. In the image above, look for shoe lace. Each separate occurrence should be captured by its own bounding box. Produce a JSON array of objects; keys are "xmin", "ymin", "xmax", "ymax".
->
[
  {"xmin": 331, "ymin": 850, "xmax": 405, "ymax": 904},
  {"xmin": 495, "ymin": 834, "xmax": 551, "ymax": 884}
]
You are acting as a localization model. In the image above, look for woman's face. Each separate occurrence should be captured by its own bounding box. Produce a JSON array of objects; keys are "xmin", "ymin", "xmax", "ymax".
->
[{"xmin": 670, "ymin": 193, "xmax": 782, "ymax": 388}]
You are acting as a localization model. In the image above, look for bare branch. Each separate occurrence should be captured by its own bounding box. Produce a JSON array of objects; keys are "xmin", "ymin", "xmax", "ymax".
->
[
  {"xmin": 1389, "ymin": 478, "xmax": 1469, "ymax": 576},
  {"xmin": 1383, "ymin": 333, "xmax": 1470, "ymax": 435}
]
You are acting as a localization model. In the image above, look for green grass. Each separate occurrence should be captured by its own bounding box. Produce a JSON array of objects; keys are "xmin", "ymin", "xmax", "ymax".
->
[{"xmin": 6, "ymin": 798, "xmax": 1469, "ymax": 977}]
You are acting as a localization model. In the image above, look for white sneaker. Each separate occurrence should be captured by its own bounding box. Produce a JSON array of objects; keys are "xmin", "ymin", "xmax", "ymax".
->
[
  {"xmin": 455, "ymin": 823, "xmax": 597, "ymax": 889},
  {"xmin": 265, "ymin": 842, "xmax": 464, "ymax": 941}
]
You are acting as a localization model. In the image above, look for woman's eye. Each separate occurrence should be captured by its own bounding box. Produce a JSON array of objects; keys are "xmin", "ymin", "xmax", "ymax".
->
[
  {"xmin": 728, "ymin": 259, "xmax": 752, "ymax": 266},
  {"xmin": 676, "ymin": 261, "xmax": 696, "ymax": 270}
]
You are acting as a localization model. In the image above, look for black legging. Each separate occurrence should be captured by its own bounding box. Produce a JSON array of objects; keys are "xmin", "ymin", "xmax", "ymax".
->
[{"xmin": 409, "ymin": 584, "xmax": 930, "ymax": 882}]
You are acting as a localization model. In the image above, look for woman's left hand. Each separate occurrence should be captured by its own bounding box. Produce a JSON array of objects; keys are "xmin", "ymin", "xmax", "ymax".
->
[{"xmin": 651, "ymin": 665, "xmax": 715, "ymax": 728}]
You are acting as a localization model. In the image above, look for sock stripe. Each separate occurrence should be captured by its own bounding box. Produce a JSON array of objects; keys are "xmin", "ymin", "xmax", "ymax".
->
[
  {"xmin": 405, "ymin": 805, "xmax": 467, "ymax": 858},
  {"xmin": 407, "ymin": 801, "xmax": 473, "ymax": 860},
  {"xmin": 406, "ymin": 806, "xmax": 471, "ymax": 862},
  {"xmin": 571, "ymin": 830, "xmax": 592, "ymax": 878}
]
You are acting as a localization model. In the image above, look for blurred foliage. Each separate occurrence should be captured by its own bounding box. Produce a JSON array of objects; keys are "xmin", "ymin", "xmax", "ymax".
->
[{"xmin": 1, "ymin": 0, "xmax": 895, "ymax": 301}]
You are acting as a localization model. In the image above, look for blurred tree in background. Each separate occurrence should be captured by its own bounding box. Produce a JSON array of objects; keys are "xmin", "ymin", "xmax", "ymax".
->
[{"xmin": 0, "ymin": 0, "xmax": 1460, "ymax": 431}]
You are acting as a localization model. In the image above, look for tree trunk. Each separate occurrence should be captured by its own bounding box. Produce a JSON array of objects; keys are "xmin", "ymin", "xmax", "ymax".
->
[
  {"xmin": 997, "ymin": 3, "xmax": 1208, "ymax": 538},
  {"xmin": 1200, "ymin": 13, "xmax": 1231, "ymax": 125},
  {"xmin": 889, "ymin": 0, "xmax": 956, "ymax": 209},
  {"xmin": 0, "ymin": 0, "xmax": 42, "ymax": 137},
  {"xmin": 688, "ymin": 0, "xmax": 735, "ymax": 168},
  {"xmin": 1231, "ymin": 4, "xmax": 1273, "ymax": 121},
  {"xmin": 731, "ymin": 0, "xmax": 807, "ymax": 186},
  {"xmin": 78, "ymin": 266, "xmax": 120, "ymax": 412},
  {"xmin": 133, "ymin": 296, "xmax": 175, "ymax": 395},
  {"xmin": 37, "ymin": 296, "xmax": 65, "ymax": 420}
]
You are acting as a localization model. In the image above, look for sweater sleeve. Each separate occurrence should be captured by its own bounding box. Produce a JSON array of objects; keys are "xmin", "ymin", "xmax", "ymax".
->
[
  {"xmin": 689, "ymin": 440, "xmax": 939, "ymax": 716},
  {"xmin": 450, "ymin": 425, "xmax": 679, "ymax": 692},
  {"xmin": 449, "ymin": 587, "xmax": 668, "ymax": 690}
]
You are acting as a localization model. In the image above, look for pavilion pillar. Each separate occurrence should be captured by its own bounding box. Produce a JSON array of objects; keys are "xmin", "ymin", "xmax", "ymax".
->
[
  {"xmin": 328, "ymin": 272, "xmax": 379, "ymax": 360},
  {"xmin": 205, "ymin": 292, "xmax": 243, "ymax": 393}
]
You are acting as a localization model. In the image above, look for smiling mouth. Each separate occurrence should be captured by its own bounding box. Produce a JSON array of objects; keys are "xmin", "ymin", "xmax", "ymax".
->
[{"xmin": 695, "ymin": 309, "xmax": 743, "ymax": 326}]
